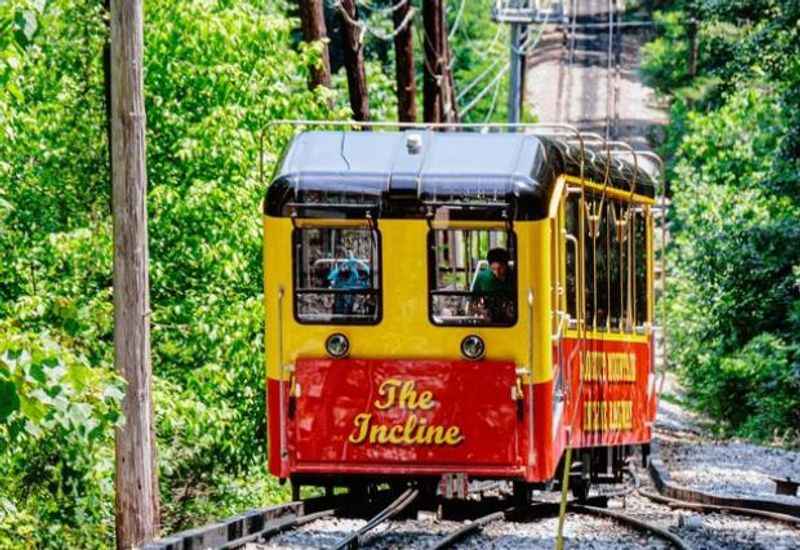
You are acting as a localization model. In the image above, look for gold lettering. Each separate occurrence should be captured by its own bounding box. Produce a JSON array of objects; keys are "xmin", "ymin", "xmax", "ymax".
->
[
  {"xmin": 582, "ymin": 401, "xmax": 633, "ymax": 432},
  {"xmin": 580, "ymin": 353, "xmax": 638, "ymax": 382},
  {"xmin": 374, "ymin": 379, "xmax": 402, "ymax": 410},
  {"xmin": 369, "ymin": 424, "xmax": 389, "ymax": 444},
  {"xmin": 349, "ymin": 413, "xmax": 371, "ymax": 443},
  {"xmin": 417, "ymin": 390, "xmax": 434, "ymax": 410},
  {"xmin": 389, "ymin": 424, "xmax": 404, "ymax": 444},
  {"xmin": 402, "ymin": 413, "xmax": 418, "ymax": 443},
  {"xmin": 414, "ymin": 417, "xmax": 429, "ymax": 444},
  {"xmin": 349, "ymin": 379, "xmax": 462, "ymax": 446},
  {"xmin": 398, "ymin": 381, "xmax": 418, "ymax": 409},
  {"xmin": 444, "ymin": 426, "xmax": 464, "ymax": 445},
  {"xmin": 428, "ymin": 426, "xmax": 446, "ymax": 445}
]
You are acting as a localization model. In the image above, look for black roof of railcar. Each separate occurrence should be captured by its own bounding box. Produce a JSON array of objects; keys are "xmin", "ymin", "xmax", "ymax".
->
[{"xmin": 265, "ymin": 131, "xmax": 656, "ymax": 220}]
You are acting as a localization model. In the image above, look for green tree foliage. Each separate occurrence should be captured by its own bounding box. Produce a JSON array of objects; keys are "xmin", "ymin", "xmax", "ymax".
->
[
  {"xmin": 327, "ymin": 0, "xmax": 516, "ymax": 123},
  {"xmin": 643, "ymin": 0, "xmax": 800, "ymax": 441},
  {"xmin": 1, "ymin": 0, "xmax": 339, "ymax": 546}
]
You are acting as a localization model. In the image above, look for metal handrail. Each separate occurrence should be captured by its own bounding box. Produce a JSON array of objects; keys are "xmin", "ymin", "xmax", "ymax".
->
[{"xmin": 634, "ymin": 150, "xmax": 668, "ymax": 398}]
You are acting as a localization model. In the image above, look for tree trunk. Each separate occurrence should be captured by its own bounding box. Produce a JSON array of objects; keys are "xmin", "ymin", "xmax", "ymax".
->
[
  {"xmin": 110, "ymin": 0, "xmax": 160, "ymax": 548},
  {"xmin": 298, "ymin": 0, "xmax": 331, "ymax": 90},
  {"xmin": 392, "ymin": 1, "xmax": 417, "ymax": 123},
  {"xmin": 339, "ymin": 0, "xmax": 370, "ymax": 121},
  {"xmin": 688, "ymin": 17, "xmax": 699, "ymax": 78},
  {"xmin": 422, "ymin": 0, "xmax": 443, "ymax": 123}
]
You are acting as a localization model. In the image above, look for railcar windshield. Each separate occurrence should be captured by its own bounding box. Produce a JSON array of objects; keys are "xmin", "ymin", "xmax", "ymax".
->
[
  {"xmin": 428, "ymin": 228, "xmax": 517, "ymax": 327},
  {"xmin": 292, "ymin": 226, "xmax": 381, "ymax": 324}
]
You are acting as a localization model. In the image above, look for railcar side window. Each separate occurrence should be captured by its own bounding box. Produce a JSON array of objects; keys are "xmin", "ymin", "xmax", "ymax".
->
[
  {"xmin": 608, "ymin": 201, "xmax": 622, "ymax": 329},
  {"xmin": 428, "ymin": 229, "xmax": 517, "ymax": 327},
  {"xmin": 292, "ymin": 227, "xmax": 381, "ymax": 324},
  {"xmin": 634, "ymin": 209, "xmax": 648, "ymax": 326},
  {"xmin": 593, "ymin": 199, "xmax": 609, "ymax": 329},
  {"xmin": 565, "ymin": 194, "xmax": 579, "ymax": 320}
]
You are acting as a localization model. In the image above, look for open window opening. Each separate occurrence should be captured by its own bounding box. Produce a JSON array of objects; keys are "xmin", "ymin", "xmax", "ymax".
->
[
  {"xmin": 428, "ymin": 228, "xmax": 518, "ymax": 327},
  {"xmin": 292, "ymin": 226, "xmax": 381, "ymax": 324}
]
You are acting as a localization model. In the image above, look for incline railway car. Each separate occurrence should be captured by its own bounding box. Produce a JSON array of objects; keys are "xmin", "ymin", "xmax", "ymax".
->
[{"xmin": 263, "ymin": 127, "xmax": 662, "ymax": 500}]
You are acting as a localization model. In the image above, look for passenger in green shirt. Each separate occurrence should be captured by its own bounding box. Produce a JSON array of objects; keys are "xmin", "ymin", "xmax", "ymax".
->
[{"xmin": 471, "ymin": 248, "xmax": 515, "ymax": 323}]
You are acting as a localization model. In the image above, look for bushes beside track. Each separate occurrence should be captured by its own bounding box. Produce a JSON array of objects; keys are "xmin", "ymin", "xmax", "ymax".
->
[
  {"xmin": 642, "ymin": 0, "xmax": 800, "ymax": 443},
  {"xmin": 0, "ymin": 0, "xmax": 340, "ymax": 546}
]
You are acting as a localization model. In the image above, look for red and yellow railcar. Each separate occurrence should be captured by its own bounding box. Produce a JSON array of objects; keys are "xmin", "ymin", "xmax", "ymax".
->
[{"xmin": 264, "ymin": 126, "xmax": 662, "ymax": 499}]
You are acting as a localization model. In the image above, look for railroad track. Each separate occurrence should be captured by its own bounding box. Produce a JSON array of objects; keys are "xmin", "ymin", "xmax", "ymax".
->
[
  {"xmin": 145, "ymin": 469, "xmax": 712, "ymax": 549},
  {"xmin": 145, "ymin": 458, "xmax": 800, "ymax": 549}
]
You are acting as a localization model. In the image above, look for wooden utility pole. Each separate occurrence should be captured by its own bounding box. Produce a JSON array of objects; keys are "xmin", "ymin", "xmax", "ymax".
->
[
  {"xmin": 423, "ymin": 0, "xmax": 457, "ymax": 123},
  {"xmin": 298, "ymin": 0, "xmax": 331, "ymax": 90},
  {"xmin": 441, "ymin": 17, "xmax": 459, "ymax": 124},
  {"xmin": 422, "ymin": 0, "xmax": 443, "ymax": 123},
  {"xmin": 110, "ymin": 0, "xmax": 160, "ymax": 548},
  {"xmin": 392, "ymin": 1, "xmax": 417, "ymax": 123},
  {"xmin": 339, "ymin": 0, "xmax": 370, "ymax": 121}
]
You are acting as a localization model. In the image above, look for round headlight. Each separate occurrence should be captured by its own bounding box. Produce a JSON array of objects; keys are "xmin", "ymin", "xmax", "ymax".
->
[
  {"xmin": 460, "ymin": 335, "xmax": 486, "ymax": 360},
  {"xmin": 325, "ymin": 333, "xmax": 350, "ymax": 359}
]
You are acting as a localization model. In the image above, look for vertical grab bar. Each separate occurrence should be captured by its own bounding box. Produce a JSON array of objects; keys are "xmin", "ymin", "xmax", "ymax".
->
[
  {"xmin": 527, "ymin": 289, "xmax": 535, "ymax": 466},
  {"xmin": 277, "ymin": 287, "xmax": 288, "ymax": 467}
]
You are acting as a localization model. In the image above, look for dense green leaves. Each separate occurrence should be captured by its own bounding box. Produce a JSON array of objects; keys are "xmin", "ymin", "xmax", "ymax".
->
[
  {"xmin": 0, "ymin": 0, "xmax": 339, "ymax": 546},
  {"xmin": 644, "ymin": 0, "xmax": 800, "ymax": 442}
]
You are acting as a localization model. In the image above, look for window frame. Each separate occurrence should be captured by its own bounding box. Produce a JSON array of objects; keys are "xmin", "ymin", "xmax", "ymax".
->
[
  {"xmin": 291, "ymin": 225, "xmax": 383, "ymax": 326},
  {"xmin": 426, "ymin": 228, "xmax": 519, "ymax": 328}
]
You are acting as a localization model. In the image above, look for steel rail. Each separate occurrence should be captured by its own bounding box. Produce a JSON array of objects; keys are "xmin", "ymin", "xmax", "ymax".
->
[
  {"xmin": 638, "ymin": 489, "xmax": 800, "ymax": 528},
  {"xmin": 649, "ymin": 457, "xmax": 800, "ymax": 518},
  {"xmin": 432, "ymin": 471, "xmax": 651, "ymax": 550},
  {"xmin": 569, "ymin": 503, "xmax": 692, "ymax": 550},
  {"xmin": 428, "ymin": 510, "xmax": 506, "ymax": 550},
  {"xmin": 331, "ymin": 488, "xmax": 419, "ymax": 550},
  {"xmin": 217, "ymin": 508, "xmax": 336, "ymax": 549}
]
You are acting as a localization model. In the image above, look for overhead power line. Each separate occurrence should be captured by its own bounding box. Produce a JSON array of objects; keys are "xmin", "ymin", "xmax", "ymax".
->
[
  {"xmin": 460, "ymin": 62, "xmax": 510, "ymax": 117},
  {"xmin": 459, "ymin": 9, "xmax": 550, "ymax": 120},
  {"xmin": 448, "ymin": 0, "xmax": 468, "ymax": 39},
  {"xmin": 356, "ymin": 0, "xmax": 409, "ymax": 15},
  {"xmin": 456, "ymin": 57, "xmax": 504, "ymax": 102}
]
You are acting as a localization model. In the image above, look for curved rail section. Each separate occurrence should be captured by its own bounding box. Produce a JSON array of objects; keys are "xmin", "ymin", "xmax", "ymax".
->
[
  {"xmin": 639, "ymin": 489, "xmax": 800, "ymax": 528},
  {"xmin": 331, "ymin": 488, "xmax": 420, "ymax": 550},
  {"xmin": 428, "ymin": 510, "xmax": 505, "ymax": 550},
  {"xmin": 649, "ymin": 457, "xmax": 800, "ymax": 519},
  {"xmin": 428, "ymin": 497, "xmax": 692, "ymax": 550},
  {"xmin": 141, "ymin": 494, "xmax": 341, "ymax": 550},
  {"xmin": 569, "ymin": 503, "xmax": 691, "ymax": 550}
]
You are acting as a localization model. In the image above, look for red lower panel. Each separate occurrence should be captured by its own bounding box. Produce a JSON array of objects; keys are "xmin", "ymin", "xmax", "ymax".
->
[
  {"xmin": 270, "ymin": 359, "xmax": 527, "ymax": 478},
  {"xmin": 561, "ymin": 336, "xmax": 654, "ymax": 448}
]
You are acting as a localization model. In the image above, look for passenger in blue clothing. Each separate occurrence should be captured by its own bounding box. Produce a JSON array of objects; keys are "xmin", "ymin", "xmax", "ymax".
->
[
  {"xmin": 471, "ymin": 248, "xmax": 515, "ymax": 324},
  {"xmin": 328, "ymin": 256, "xmax": 370, "ymax": 316}
]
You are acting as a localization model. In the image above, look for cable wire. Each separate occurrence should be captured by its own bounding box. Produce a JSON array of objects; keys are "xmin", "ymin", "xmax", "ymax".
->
[
  {"xmin": 483, "ymin": 71, "xmax": 504, "ymax": 122},
  {"xmin": 458, "ymin": 10, "xmax": 549, "ymax": 117},
  {"xmin": 448, "ymin": 0, "xmax": 468, "ymax": 39},
  {"xmin": 460, "ymin": 62, "xmax": 510, "ymax": 117},
  {"xmin": 356, "ymin": 0, "xmax": 408, "ymax": 15},
  {"xmin": 335, "ymin": 0, "xmax": 417, "ymax": 42}
]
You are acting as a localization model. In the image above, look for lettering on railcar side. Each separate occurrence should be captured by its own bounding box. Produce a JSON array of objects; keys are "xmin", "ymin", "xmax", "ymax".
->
[
  {"xmin": 580, "ymin": 351, "xmax": 637, "ymax": 382},
  {"xmin": 582, "ymin": 400, "xmax": 633, "ymax": 432},
  {"xmin": 348, "ymin": 379, "xmax": 464, "ymax": 446}
]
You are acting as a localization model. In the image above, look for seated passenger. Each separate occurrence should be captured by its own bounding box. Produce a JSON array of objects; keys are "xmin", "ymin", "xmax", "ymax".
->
[{"xmin": 471, "ymin": 247, "xmax": 515, "ymax": 323}]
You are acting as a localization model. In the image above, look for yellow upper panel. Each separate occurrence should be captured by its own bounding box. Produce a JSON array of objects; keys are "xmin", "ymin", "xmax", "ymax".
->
[{"xmin": 263, "ymin": 217, "xmax": 554, "ymax": 383}]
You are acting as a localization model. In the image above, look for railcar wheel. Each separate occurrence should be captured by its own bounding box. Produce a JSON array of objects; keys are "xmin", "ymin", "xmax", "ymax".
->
[
  {"xmin": 571, "ymin": 477, "xmax": 591, "ymax": 502},
  {"xmin": 512, "ymin": 481, "xmax": 531, "ymax": 505}
]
